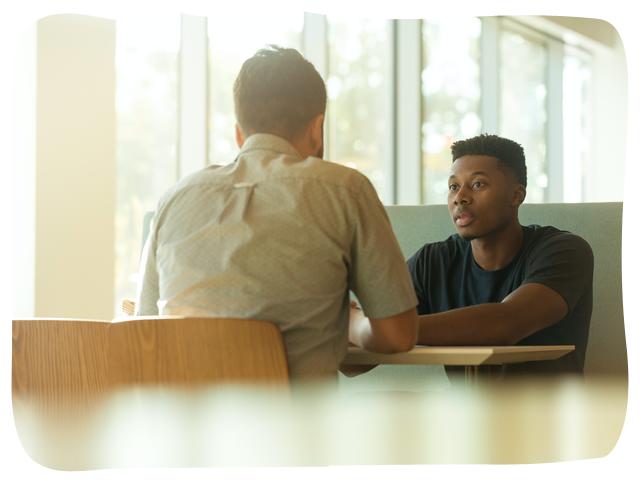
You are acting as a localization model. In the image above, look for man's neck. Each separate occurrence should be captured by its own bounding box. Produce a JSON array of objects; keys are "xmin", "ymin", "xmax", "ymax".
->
[{"xmin": 470, "ymin": 222, "xmax": 524, "ymax": 271}]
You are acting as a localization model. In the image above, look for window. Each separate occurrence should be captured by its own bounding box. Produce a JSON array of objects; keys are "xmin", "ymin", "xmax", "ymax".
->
[
  {"xmin": 499, "ymin": 25, "xmax": 548, "ymax": 203},
  {"xmin": 115, "ymin": 16, "xmax": 179, "ymax": 312},
  {"xmin": 326, "ymin": 18, "xmax": 391, "ymax": 202},
  {"xmin": 113, "ymin": 14, "xmax": 609, "ymax": 317},
  {"xmin": 421, "ymin": 18, "xmax": 482, "ymax": 204}
]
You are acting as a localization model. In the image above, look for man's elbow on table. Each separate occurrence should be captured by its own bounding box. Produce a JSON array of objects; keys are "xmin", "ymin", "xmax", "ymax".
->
[{"xmin": 367, "ymin": 308, "xmax": 419, "ymax": 353}]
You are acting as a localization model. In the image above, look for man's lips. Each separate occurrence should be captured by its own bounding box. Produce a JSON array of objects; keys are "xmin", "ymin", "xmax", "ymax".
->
[{"xmin": 454, "ymin": 211, "xmax": 475, "ymax": 227}]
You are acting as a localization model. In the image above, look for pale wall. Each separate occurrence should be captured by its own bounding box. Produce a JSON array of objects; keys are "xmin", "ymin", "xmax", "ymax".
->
[{"xmin": 33, "ymin": 14, "xmax": 116, "ymax": 319}]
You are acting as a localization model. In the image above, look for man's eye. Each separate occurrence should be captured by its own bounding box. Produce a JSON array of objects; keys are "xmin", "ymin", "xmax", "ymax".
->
[
  {"xmin": 448, "ymin": 184, "xmax": 458, "ymax": 192},
  {"xmin": 472, "ymin": 181, "xmax": 485, "ymax": 189}
]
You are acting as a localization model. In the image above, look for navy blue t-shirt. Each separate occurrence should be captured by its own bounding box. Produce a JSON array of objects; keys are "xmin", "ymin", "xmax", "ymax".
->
[{"xmin": 407, "ymin": 225, "xmax": 594, "ymax": 375}]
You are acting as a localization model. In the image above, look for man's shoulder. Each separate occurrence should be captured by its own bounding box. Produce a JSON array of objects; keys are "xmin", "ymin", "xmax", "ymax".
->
[
  {"xmin": 410, "ymin": 234, "xmax": 467, "ymax": 263},
  {"xmin": 297, "ymin": 156, "xmax": 373, "ymax": 193},
  {"xmin": 524, "ymin": 225, "xmax": 593, "ymax": 255},
  {"xmin": 153, "ymin": 164, "xmax": 228, "ymax": 213}
]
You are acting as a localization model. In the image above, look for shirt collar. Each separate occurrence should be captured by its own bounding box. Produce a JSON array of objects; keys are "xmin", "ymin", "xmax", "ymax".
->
[{"xmin": 239, "ymin": 133, "xmax": 302, "ymax": 159}]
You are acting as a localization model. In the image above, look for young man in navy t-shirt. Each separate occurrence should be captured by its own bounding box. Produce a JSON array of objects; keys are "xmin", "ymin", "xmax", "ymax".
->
[{"xmin": 407, "ymin": 134, "xmax": 593, "ymax": 376}]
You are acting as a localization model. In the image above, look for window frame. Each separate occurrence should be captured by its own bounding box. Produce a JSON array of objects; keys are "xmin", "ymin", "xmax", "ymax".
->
[
  {"xmin": 114, "ymin": 13, "xmax": 599, "ymax": 316},
  {"xmin": 173, "ymin": 14, "xmax": 594, "ymax": 205}
]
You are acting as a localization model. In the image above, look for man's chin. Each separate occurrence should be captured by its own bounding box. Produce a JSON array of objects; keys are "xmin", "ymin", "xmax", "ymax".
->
[{"xmin": 456, "ymin": 228, "xmax": 477, "ymax": 241}]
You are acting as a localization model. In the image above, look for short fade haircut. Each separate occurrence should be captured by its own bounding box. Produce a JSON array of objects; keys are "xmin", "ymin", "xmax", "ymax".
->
[
  {"xmin": 450, "ymin": 134, "xmax": 527, "ymax": 187},
  {"xmin": 233, "ymin": 45, "xmax": 327, "ymax": 140}
]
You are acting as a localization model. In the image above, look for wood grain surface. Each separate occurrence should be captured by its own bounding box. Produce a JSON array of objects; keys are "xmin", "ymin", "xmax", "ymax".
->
[{"xmin": 12, "ymin": 316, "xmax": 290, "ymax": 407}]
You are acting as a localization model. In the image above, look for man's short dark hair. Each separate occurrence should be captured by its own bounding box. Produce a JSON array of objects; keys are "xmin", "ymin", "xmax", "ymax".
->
[
  {"xmin": 450, "ymin": 134, "xmax": 527, "ymax": 187},
  {"xmin": 233, "ymin": 45, "xmax": 327, "ymax": 141}
]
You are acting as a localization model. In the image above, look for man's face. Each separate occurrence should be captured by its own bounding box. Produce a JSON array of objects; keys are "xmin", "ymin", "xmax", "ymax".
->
[{"xmin": 447, "ymin": 155, "xmax": 522, "ymax": 240}]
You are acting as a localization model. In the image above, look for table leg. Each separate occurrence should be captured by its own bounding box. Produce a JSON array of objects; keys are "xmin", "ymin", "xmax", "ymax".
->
[{"xmin": 464, "ymin": 365, "xmax": 479, "ymax": 385}]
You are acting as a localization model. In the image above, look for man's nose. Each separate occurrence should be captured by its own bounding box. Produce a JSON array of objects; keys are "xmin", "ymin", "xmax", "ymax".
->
[{"xmin": 453, "ymin": 186, "xmax": 471, "ymax": 205}]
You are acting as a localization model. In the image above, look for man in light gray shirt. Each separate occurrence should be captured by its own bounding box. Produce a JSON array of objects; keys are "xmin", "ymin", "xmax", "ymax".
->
[{"xmin": 136, "ymin": 46, "xmax": 418, "ymax": 380}]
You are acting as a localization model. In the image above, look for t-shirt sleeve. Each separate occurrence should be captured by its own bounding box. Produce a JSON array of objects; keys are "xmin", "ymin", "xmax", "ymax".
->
[
  {"xmin": 407, "ymin": 246, "xmax": 431, "ymax": 315},
  {"xmin": 348, "ymin": 177, "xmax": 418, "ymax": 319},
  {"xmin": 523, "ymin": 231, "xmax": 594, "ymax": 313}
]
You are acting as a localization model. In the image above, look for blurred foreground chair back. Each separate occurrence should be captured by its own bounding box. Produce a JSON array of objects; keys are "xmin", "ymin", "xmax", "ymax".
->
[{"xmin": 12, "ymin": 317, "xmax": 290, "ymax": 406}]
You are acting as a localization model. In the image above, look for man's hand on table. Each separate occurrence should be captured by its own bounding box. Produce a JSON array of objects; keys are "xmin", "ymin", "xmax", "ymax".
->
[{"xmin": 340, "ymin": 301, "xmax": 377, "ymax": 377}]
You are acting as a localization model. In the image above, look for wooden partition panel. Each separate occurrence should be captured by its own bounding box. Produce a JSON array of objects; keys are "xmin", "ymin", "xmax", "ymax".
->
[
  {"xmin": 108, "ymin": 317, "xmax": 290, "ymax": 386},
  {"xmin": 12, "ymin": 317, "xmax": 290, "ymax": 403},
  {"xmin": 12, "ymin": 319, "xmax": 111, "ymax": 409}
]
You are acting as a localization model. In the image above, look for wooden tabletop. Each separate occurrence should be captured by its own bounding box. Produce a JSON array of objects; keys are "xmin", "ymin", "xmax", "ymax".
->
[{"xmin": 342, "ymin": 345, "xmax": 575, "ymax": 366}]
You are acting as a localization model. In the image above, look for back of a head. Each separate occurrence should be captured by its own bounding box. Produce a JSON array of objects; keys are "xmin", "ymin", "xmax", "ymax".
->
[
  {"xmin": 451, "ymin": 133, "xmax": 528, "ymax": 188},
  {"xmin": 233, "ymin": 45, "xmax": 327, "ymax": 141}
]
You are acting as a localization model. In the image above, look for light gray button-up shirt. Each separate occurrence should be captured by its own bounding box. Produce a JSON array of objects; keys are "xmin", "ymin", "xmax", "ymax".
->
[{"xmin": 136, "ymin": 133, "xmax": 417, "ymax": 379}]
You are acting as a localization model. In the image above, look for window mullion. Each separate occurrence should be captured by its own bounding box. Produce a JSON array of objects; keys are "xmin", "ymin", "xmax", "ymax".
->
[
  {"xmin": 547, "ymin": 38, "xmax": 564, "ymax": 202},
  {"xmin": 302, "ymin": 13, "xmax": 327, "ymax": 78},
  {"xmin": 178, "ymin": 14, "xmax": 208, "ymax": 179},
  {"xmin": 395, "ymin": 19, "xmax": 422, "ymax": 205},
  {"xmin": 302, "ymin": 13, "xmax": 328, "ymax": 153},
  {"xmin": 481, "ymin": 16, "xmax": 500, "ymax": 133}
]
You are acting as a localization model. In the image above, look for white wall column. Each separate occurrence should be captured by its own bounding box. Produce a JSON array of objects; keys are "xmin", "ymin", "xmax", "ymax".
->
[{"xmin": 33, "ymin": 14, "xmax": 116, "ymax": 319}]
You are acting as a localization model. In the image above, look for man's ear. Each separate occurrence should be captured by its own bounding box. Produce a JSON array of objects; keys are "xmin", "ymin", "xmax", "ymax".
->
[
  {"xmin": 513, "ymin": 185, "xmax": 526, "ymax": 206},
  {"xmin": 235, "ymin": 123, "xmax": 245, "ymax": 148},
  {"xmin": 309, "ymin": 113, "xmax": 324, "ymax": 154}
]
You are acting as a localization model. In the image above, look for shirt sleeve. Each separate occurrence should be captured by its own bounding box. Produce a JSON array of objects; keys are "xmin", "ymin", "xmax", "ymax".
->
[
  {"xmin": 523, "ymin": 231, "xmax": 594, "ymax": 313},
  {"xmin": 406, "ymin": 245, "xmax": 430, "ymax": 315},
  {"xmin": 348, "ymin": 177, "xmax": 418, "ymax": 319},
  {"xmin": 134, "ymin": 214, "xmax": 160, "ymax": 315}
]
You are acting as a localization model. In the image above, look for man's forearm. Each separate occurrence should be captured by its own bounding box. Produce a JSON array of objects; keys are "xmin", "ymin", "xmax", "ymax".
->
[
  {"xmin": 418, "ymin": 282, "xmax": 569, "ymax": 346},
  {"xmin": 348, "ymin": 311, "xmax": 370, "ymax": 348},
  {"xmin": 349, "ymin": 307, "xmax": 417, "ymax": 353},
  {"xmin": 349, "ymin": 312, "xmax": 396, "ymax": 352},
  {"xmin": 418, "ymin": 303, "xmax": 524, "ymax": 346}
]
